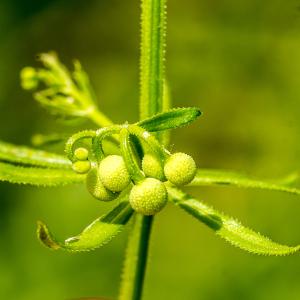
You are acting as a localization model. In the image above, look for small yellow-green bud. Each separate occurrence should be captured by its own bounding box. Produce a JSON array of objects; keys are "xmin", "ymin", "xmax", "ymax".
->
[
  {"xmin": 20, "ymin": 67, "xmax": 38, "ymax": 90},
  {"xmin": 86, "ymin": 168, "xmax": 118, "ymax": 201},
  {"xmin": 129, "ymin": 178, "xmax": 167, "ymax": 215},
  {"xmin": 142, "ymin": 154, "xmax": 165, "ymax": 181},
  {"xmin": 164, "ymin": 152, "xmax": 196, "ymax": 186},
  {"xmin": 99, "ymin": 155, "xmax": 131, "ymax": 192},
  {"xmin": 74, "ymin": 147, "xmax": 89, "ymax": 161},
  {"xmin": 72, "ymin": 160, "xmax": 91, "ymax": 174},
  {"xmin": 31, "ymin": 134, "xmax": 44, "ymax": 147}
]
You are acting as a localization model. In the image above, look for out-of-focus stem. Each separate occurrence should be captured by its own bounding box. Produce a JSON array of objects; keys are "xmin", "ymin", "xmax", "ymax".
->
[{"xmin": 88, "ymin": 108, "xmax": 113, "ymax": 127}]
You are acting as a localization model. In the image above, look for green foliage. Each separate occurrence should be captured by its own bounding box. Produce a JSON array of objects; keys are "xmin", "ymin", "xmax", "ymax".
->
[
  {"xmin": 119, "ymin": 215, "xmax": 153, "ymax": 300},
  {"xmin": 122, "ymin": 0, "xmax": 168, "ymax": 296},
  {"xmin": 158, "ymin": 81, "xmax": 172, "ymax": 146},
  {"xmin": 190, "ymin": 169, "xmax": 300, "ymax": 195},
  {"xmin": 65, "ymin": 130, "xmax": 97, "ymax": 162},
  {"xmin": 20, "ymin": 52, "xmax": 112, "ymax": 126},
  {"xmin": 167, "ymin": 186, "xmax": 300, "ymax": 256},
  {"xmin": 0, "ymin": 162, "xmax": 84, "ymax": 186},
  {"xmin": 137, "ymin": 107, "xmax": 201, "ymax": 132},
  {"xmin": 37, "ymin": 200, "xmax": 133, "ymax": 252},
  {"xmin": 0, "ymin": 140, "xmax": 70, "ymax": 168},
  {"xmin": 0, "ymin": 0, "xmax": 299, "ymax": 299},
  {"xmin": 128, "ymin": 124, "xmax": 168, "ymax": 162},
  {"xmin": 140, "ymin": 0, "xmax": 167, "ymax": 119},
  {"xmin": 120, "ymin": 128, "xmax": 145, "ymax": 184}
]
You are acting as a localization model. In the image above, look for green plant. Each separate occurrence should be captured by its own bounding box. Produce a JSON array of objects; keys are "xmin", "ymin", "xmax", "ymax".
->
[{"xmin": 0, "ymin": 0, "xmax": 300, "ymax": 299}]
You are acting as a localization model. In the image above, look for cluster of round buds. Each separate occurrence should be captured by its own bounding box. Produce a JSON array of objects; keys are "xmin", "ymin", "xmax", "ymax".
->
[
  {"xmin": 142, "ymin": 152, "xmax": 197, "ymax": 186},
  {"xmin": 68, "ymin": 126, "xmax": 197, "ymax": 217},
  {"xmin": 72, "ymin": 147, "xmax": 91, "ymax": 174},
  {"xmin": 129, "ymin": 152, "xmax": 196, "ymax": 216}
]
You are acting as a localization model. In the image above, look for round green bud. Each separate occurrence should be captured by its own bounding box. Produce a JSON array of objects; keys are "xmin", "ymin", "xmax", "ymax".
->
[
  {"xmin": 20, "ymin": 67, "xmax": 38, "ymax": 90},
  {"xmin": 74, "ymin": 147, "xmax": 89, "ymax": 161},
  {"xmin": 129, "ymin": 178, "xmax": 167, "ymax": 215},
  {"xmin": 99, "ymin": 155, "xmax": 131, "ymax": 192},
  {"xmin": 164, "ymin": 152, "xmax": 197, "ymax": 186},
  {"xmin": 142, "ymin": 154, "xmax": 165, "ymax": 181},
  {"xmin": 86, "ymin": 168, "xmax": 118, "ymax": 201},
  {"xmin": 72, "ymin": 160, "xmax": 91, "ymax": 174}
]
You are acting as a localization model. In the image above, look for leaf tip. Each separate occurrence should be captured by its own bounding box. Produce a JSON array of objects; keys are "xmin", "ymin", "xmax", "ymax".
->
[
  {"xmin": 37, "ymin": 220, "xmax": 61, "ymax": 250},
  {"xmin": 194, "ymin": 107, "xmax": 202, "ymax": 117}
]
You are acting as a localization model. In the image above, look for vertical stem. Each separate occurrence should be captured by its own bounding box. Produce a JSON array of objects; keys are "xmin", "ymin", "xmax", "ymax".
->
[
  {"xmin": 119, "ymin": 215, "xmax": 153, "ymax": 300},
  {"xmin": 140, "ymin": 0, "xmax": 167, "ymax": 119},
  {"xmin": 119, "ymin": 0, "xmax": 167, "ymax": 299}
]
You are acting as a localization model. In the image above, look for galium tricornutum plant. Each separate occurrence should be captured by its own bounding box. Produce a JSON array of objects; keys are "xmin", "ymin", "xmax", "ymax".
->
[{"xmin": 1, "ymin": 0, "xmax": 300, "ymax": 299}]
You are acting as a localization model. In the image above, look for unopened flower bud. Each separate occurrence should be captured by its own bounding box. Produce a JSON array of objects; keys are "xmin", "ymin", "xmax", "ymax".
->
[
  {"xmin": 129, "ymin": 178, "xmax": 167, "ymax": 215},
  {"xmin": 142, "ymin": 154, "xmax": 165, "ymax": 181},
  {"xmin": 164, "ymin": 152, "xmax": 196, "ymax": 186},
  {"xmin": 86, "ymin": 168, "xmax": 118, "ymax": 201},
  {"xmin": 74, "ymin": 147, "xmax": 89, "ymax": 161},
  {"xmin": 72, "ymin": 160, "xmax": 91, "ymax": 174},
  {"xmin": 99, "ymin": 155, "xmax": 131, "ymax": 192}
]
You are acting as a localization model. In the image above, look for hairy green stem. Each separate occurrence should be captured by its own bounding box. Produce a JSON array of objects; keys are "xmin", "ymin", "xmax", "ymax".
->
[
  {"xmin": 119, "ymin": 214, "xmax": 153, "ymax": 300},
  {"xmin": 93, "ymin": 125, "xmax": 122, "ymax": 160},
  {"xmin": 119, "ymin": 0, "xmax": 167, "ymax": 299},
  {"xmin": 140, "ymin": 0, "xmax": 167, "ymax": 119},
  {"xmin": 120, "ymin": 128, "xmax": 145, "ymax": 184},
  {"xmin": 128, "ymin": 125, "xmax": 169, "ymax": 161}
]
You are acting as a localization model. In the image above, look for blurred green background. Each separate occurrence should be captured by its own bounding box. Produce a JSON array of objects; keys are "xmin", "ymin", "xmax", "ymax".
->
[{"xmin": 1, "ymin": 0, "xmax": 300, "ymax": 299}]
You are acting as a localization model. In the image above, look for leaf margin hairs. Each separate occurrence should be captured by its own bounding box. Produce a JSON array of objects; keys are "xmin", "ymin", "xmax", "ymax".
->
[
  {"xmin": 37, "ymin": 201, "xmax": 134, "ymax": 252},
  {"xmin": 189, "ymin": 169, "xmax": 300, "ymax": 196},
  {"xmin": 0, "ymin": 140, "xmax": 71, "ymax": 169},
  {"xmin": 137, "ymin": 107, "xmax": 201, "ymax": 132},
  {"xmin": 0, "ymin": 162, "xmax": 84, "ymax": 186},
  {"xmin": 167, "ymin": 185, "xmax": 300, "ymax": 256}
]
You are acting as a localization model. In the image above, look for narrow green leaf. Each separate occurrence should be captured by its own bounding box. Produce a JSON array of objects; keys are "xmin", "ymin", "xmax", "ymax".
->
[
  {"xmin": 0, "ymin": 140, "xmax": 70, "ymax": 168},
  {"xmin": 167, "ymin": 186, "xmax": 300, "ymax": 256},
  {"xmin": 37, "ymin": 201, "xmax": 134, "ymax": 252},
  {"xmin": 137, "ymin": 107, "xmax": 201, "ymax": 132},
  {"xmin": 0, "ymin": 162, "xmax": 84, "ymax": 186},
  {"xmin": 190, "ymin": 169, "xmax": 300, "ymax": 196}
]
